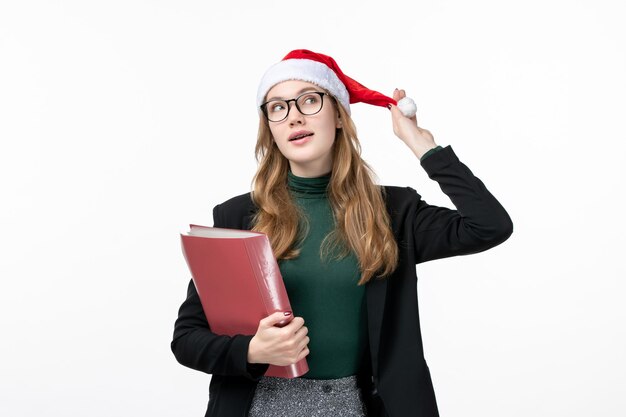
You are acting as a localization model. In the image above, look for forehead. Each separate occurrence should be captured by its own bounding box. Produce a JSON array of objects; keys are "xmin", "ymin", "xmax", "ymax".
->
[{"xmin": 266, "ymin": 80, "xmax": 321, "ymax": 100}]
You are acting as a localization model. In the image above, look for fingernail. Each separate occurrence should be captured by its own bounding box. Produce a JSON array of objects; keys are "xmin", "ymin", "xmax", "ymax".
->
[{"xmin": 283, "ymin": 312, "xmax": 292, "ymax": 316}]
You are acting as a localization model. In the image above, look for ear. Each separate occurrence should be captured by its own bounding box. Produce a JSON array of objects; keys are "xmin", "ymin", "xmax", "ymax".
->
[{"xmin": 335, "ymin": 114, "xmax": 343, "ymax": 129}]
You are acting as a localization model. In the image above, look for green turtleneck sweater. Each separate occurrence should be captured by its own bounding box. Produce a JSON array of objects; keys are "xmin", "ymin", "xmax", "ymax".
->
[
  {"xmin": 280, "ymin": 170, "xmax": 366, "ymax": 379},
  {"xmin": 279, "ymin": 146, "xmax": 442, "ymax": 379}
]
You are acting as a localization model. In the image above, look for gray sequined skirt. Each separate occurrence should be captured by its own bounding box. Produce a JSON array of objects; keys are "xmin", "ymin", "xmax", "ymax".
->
[{"xmin": 248, "ymin": 375, "xmax": 367, "ymax": 417}]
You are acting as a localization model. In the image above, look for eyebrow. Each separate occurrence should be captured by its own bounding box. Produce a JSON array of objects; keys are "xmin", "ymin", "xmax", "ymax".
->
[{"xmin": 266, "ymin": 87, "xmax": 322, "ymax": 102}]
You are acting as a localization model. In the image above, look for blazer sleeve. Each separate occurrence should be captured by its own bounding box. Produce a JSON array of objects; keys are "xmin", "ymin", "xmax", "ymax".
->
[
  {"xmin": 170, "ymin": 204, "xmax": 270, "ymax": 380},
  {"xmin": 410, "ymin": 145, "xmax": 513, "ymax": 264}
]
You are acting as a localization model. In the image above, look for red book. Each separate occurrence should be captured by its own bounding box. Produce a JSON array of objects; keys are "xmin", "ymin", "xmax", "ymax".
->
[{"xmin": 180, "ymin": 224, "xmax": 309, "ymax": 378}]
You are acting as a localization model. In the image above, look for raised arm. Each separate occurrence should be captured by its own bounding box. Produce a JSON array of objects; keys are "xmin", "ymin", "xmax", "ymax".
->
[
  {"xmin": 388, "ymin": 89, "xmax": 513, "ymax": 264},
  {"xmin": 410, "ymin": 146, "xmax": 513, "ymax": 263}
]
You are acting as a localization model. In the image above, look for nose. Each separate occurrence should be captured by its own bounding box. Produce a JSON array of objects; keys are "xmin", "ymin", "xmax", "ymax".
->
[{"xmin": 286, "ymin": 101, "xmax": 305, "ymax": 125}]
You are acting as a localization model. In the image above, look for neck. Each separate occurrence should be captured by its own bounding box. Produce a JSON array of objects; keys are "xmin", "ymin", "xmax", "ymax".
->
[{"xmin": 288, "ymin": 160, "xmax": 332, "ymax": 178}]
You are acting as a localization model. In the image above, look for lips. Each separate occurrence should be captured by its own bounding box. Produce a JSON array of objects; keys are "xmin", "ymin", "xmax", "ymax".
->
[{"xmin": 289, "ymin": 130, "xmax": 314, "ymax": 141}]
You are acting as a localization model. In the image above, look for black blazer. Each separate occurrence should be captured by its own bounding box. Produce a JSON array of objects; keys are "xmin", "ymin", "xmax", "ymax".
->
[{"xmin": 172, "ymin": 145, "xmax": 513, "ymax": 417}]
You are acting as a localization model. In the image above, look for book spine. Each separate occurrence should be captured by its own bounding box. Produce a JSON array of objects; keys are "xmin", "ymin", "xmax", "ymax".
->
[
  {"xmin": 244, "ymin": 236, "xmax": 291, "ymax": 315},
  {"xmin": 242, "ymin": 236, "xmax": 309, "ymax": 378}
]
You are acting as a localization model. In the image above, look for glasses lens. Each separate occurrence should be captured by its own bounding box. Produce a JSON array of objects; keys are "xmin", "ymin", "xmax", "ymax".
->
[
  {"xmin": 264, "ymin": 100, "xmax": 289, "ymax": 122},
  {"xmin": 296, "ymin": 92, "xmax": 323, "ymax": 115}
]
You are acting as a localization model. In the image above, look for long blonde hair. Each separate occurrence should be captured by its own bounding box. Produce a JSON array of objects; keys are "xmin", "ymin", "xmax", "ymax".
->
[{"xmin": 251, "ymin": 100, "xmax": 398, "ymax": 285}]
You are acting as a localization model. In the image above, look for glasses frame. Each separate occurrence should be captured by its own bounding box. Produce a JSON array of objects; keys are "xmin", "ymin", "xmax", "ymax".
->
[{"xmin": 260, "ymin": 91, "xmax": 329, "ymax": 122}]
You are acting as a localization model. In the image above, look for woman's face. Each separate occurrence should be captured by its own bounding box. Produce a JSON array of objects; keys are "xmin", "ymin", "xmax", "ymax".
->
[{"xmin": 264, "ymin": 80, "xmax": 341, "ymax": 178}]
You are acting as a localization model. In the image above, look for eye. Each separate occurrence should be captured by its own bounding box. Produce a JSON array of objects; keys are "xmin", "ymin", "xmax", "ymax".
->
[
  {"xmin": 269, "ymin": 102, "xmax": 285, "ymax": 113},
  {"xmin": 302, "ymin": 94, "xmax": 320, "ymax": 105}
]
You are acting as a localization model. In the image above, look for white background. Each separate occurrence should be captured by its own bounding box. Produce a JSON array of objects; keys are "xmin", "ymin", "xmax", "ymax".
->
[{"xmin": 1, "ymin": 1, "xmax": 625, "ymax": 416}]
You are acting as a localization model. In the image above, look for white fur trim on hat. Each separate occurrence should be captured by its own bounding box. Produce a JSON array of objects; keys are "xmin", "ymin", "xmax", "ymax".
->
[{"xmin": 257, "ymin": 59, "xmax": 351, "ymax": 115}]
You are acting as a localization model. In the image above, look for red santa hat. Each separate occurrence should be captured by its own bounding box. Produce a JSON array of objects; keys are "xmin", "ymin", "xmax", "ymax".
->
[{"xmin": 257, "ymin": 49, "xmax": 416, "ymax": 118}]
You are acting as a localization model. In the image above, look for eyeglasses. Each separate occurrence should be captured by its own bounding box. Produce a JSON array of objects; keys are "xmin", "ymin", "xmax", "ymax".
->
[{"xmin": 260, "ymin": 91, "xmax": 329, "ymax": 122}]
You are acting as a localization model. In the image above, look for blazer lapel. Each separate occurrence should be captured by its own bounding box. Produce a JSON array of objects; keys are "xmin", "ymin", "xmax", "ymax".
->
[
  {"xmin": 243, "ymin": 198, "xmax": 256, "ymax": 230},
  {"xmin": 366, "ymin": 275, "xmax": 388, "ymax": 380}
]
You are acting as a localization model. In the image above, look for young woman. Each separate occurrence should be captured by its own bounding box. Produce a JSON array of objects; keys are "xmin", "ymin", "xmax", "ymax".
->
[{"xmin": 172, "ymin": 49, "xmax": 513, "ymax": 417}]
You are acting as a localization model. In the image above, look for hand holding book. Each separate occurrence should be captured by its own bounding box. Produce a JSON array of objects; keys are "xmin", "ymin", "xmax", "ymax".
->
[{"xmin": 248, "ymin": 311, "xmax": 310, "ymax": 366}]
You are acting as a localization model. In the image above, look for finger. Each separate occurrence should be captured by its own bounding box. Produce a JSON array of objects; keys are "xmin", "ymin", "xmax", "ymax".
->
[
  {"xmin": 393, "ymin": 88, "xmax": 406, "ymax": 101},
  {"xmin": 297, "ymin": 347, "xmax": 310, "ymax": 361},
  {"xmin": 298, "ymin": 336, "xmax": 310, "ymax": 352},
  {"xmin": 389, "ymin": 103, "xmax": 417, "ymax": 126},
  {"xmin": 262, "ymin": 311, "xmax": 292, "ymax": 327},
  {"xmin": 295, "ymin": 330, "xmax": 308, "ymax": 344},
  {"xmin": 286, "ymin": 316, "xmax": 305, "ymax": 330},
  {"xmin": 389, "ymin": 103, "xmax": 400, "ymax": 117},
  {"xmin": 295, "ymin": 325, "xmax": 308, "ymax": 337},
  {"xmin": 392, "ymin": 88, "xmax": 406, "ymax": 102}
]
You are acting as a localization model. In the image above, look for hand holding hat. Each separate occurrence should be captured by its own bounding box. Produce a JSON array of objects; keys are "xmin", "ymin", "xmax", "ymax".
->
[{"xmin": 389, "ymin": 88, "xmax": 437, "ymax": 159}]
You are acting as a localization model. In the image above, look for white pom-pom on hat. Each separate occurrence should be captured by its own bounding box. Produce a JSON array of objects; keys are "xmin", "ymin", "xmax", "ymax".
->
[{"xmin": 397, "ymin": 97, "xmax": 417, "ymax": 118}]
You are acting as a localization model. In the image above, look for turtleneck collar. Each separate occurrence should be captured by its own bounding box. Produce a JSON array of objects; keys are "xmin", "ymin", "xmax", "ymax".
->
[{"xmin": 287, "ymin": 170, "xmax": 331, "ymax": 199}]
